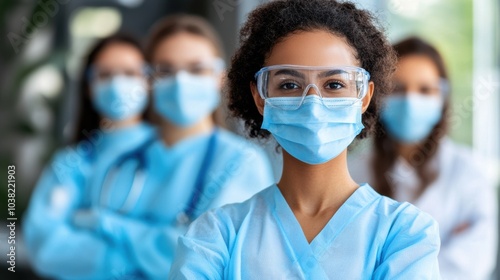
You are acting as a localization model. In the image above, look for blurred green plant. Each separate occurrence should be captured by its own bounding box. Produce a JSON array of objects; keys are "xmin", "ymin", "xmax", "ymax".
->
[{"xmin": 1, "ymin": 1, "xmax": 66, "ymax": 221}]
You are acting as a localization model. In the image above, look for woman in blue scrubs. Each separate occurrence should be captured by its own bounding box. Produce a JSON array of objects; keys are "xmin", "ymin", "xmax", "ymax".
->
[
  {"xmin": 98, "ymin": 15, "xmax": 275, "ymax": 277},
  {"xmin": 22, "ymin": 15, "xmax": 275, "ymax": 280},
  {"xmin": 23, "ymin": 34, "xmax": 154, "ymax": 279},
  {"xmin": 169, "ymin": 1, "xmax": 441, "ymax": 279}
]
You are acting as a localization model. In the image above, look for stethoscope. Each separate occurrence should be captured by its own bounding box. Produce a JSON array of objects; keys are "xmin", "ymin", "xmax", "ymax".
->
[
  {"xmin": 90, "ymin": 137, "xmax": 152, "ymax": 214},
  {"xmin": 92, "ymin": 128, "xmax": 219, "ymax": 224},
  {"xmin": 176, "ymin": 129, "xmax": 218, "ymax": 224}
]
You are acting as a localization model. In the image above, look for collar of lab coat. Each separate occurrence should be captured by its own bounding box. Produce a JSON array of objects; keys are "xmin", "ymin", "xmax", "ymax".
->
[{"xmin": 391, "ymin": 137, "xmax": 451, "ymax": 203}]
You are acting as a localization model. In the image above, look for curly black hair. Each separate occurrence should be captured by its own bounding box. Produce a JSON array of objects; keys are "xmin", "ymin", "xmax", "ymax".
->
[{"xmin": 227, "ymin": 0, "xmax": 396, "ymax": 139}]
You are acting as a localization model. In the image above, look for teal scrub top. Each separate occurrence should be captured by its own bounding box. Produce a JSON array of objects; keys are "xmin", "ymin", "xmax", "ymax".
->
[{"xmin": 169, "ymin": 184, "xmax": 441, "ymax": 280}]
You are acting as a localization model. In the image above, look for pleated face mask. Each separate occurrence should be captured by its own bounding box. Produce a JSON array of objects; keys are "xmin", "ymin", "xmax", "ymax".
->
[
  {"xmin": 91, "ymin": 75, "xmax": 148, "ymax": 121},
  {"xmin": 262, "ymin": 95, "xmax": 364, "ymax": 164},
  {"xmin": 380, "ymin": 94, "xmax": 443, "ymax": 143},
  {"xmin": 153, "ymin": 71, "xmax": 220, "ymax": 127}
]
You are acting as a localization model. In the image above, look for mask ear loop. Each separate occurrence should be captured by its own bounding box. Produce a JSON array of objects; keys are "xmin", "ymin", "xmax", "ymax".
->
[
  {"xmin": 439, "ymin": 78, "xmax": 450, "ymax": 97},
  {"xmin": 351, "ymin": 71, "xmax": 370, "ymax": 107},
  {"xmin": 356, "ymin": 71, "xmax": 369, "ymax": 99},
  {"xmin": 256, "ymin": 70, "xmax": 281, "ymax": 110},
  {"xmin": 213, "ymin": 58, "xmax": 226, "ymax": 75},
  {"xmin": 255, "ymin": 69, "xmax": 267, "ymax": 100}
]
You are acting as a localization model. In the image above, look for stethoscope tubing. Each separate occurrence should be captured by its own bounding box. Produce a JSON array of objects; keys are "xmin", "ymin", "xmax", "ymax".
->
[{"xmin": 94, "ymin": 129, "xmax": 219, "ymax": 220}]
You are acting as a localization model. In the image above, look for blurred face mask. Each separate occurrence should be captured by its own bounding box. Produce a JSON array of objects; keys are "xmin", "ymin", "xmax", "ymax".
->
[
  {"xmin": 153, "ymin": 71, "xmax": 220, "ymax": 127},
  {"xmin": 91, "ymin": 75, "xmax": 148, "ymax": 121},
  {"xmin": 380, "ymin": 94, "xmax": 444, "ymax": 143}
]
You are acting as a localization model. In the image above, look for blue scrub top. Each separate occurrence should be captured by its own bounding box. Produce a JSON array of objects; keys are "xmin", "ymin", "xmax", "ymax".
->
[
  {"xmin": 88, "ymin": 128, "xmax": 275, "ymax": 279},
  {"xmin": 22, "ymin": 122, "xmax": 155, "ymax": 280},
  {"xmin": 169, "ymin": 184, "xmax": 441, "ymax": 279},
  {"xmin": 24, "ymin": 126, "xmax": 275, "ymax": 280}
]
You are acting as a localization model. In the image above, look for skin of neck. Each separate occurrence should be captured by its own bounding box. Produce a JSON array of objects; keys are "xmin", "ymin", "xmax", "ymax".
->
[
  {"xmin": 278, "ymin": 149, "xmax": 359, "ymax": 216},
  {"xmin": 160, "ymin": 115, "xmax": 215, "ymax": 146},
  {"xmin": 103, "ymin": 115, "xmax": 142, "ymax": 130},
  {"xmin": 397, "ymin": 142, "xmax": 420, "ymax": 165}
]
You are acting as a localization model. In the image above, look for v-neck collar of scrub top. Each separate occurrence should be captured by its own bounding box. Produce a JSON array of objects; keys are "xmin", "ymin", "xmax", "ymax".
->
[
  {"xmin": 141, "ymin": 128, "xmax": 220, "ymax": 221},
  {"xmin": 149, "ymin": 129, "xmax": 216, "ymax": 164},
  {"xmin": 146, "ymin": 128, "xmax": 216, "ymax": 191},
  {"xmin": 271, "ymin": 183, "xmax": 378, "ymax": 274},
  {"xmin": 96, "ymin": 122, "xmax": 153, "ymax": 155}
]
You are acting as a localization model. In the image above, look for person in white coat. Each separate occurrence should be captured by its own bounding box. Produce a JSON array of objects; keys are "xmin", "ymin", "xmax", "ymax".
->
[{"xmin": 349, "ymin": 36, "xmax": 498, "ymax": 280}]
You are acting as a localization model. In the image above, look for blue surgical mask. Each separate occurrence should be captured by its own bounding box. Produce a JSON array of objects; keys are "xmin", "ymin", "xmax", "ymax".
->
[
  {"xmin": 261, "ymin": 95, "xmax": 364, "ymax": 165},
  {"xmin": 380, "ymin": 94, "xmax": 443, "ymax": 143},
  {"xmin": 153, "ymin": 71, "xmax": 220, "ymax": 127},
  {"xmin": 91, "ymin": 76, "xmax": 148, "ymax": 121}
]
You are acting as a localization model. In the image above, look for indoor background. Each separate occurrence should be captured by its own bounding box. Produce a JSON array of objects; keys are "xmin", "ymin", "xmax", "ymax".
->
[{"xmin": 0, "ymin": 0, "xmax": 499, "ymax": 278}]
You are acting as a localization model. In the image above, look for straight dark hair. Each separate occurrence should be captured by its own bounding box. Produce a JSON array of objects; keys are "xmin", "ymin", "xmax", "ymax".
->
[
  {"xmin": 145, "ymin": 14, "xmax": 225, "ymax": 62},
  {"xmin": 73, "ymin": 33, "xmax": 145, "ymax": 143},
  {"xmin": 372, "ymin": 36, "xmax": 450, "ymax": 199}
]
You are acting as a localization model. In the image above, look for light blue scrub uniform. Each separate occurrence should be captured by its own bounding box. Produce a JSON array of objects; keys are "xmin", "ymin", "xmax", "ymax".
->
[
  {"xmin": 169, "ymin": 184, "xmax": 441, "ymax": 280},
  {"xmin": 88, "ymin": 128, "xmax": 275, "ymax": 279},
  {"xmin": 23, "ymin": 122, "xmax": 155, "ymax": 280},
  {"xmin": 25, "ymin": 127, "xmax": 275, "ymax": 279}
]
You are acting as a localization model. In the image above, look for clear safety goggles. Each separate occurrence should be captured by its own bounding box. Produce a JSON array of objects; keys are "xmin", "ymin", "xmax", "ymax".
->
[
  {"xmin": 255, "ymin": 65, "xmax": 371, "ymax": 110},
  {"xmin": 152, "ymin": 58, "xmax": 225, "ymax": 79},
  {"xmin": 391, "ymin": 79, "xmax": 450, "ymax": 96},
  {"xmin": 87, "ymin": 65, "xmax": 148, "ymax": 82}
]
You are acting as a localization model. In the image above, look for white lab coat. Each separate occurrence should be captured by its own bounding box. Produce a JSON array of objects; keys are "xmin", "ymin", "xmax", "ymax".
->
[{"xmin": 348, "ymin": 138, "xmax": 498, "ymax": 280}]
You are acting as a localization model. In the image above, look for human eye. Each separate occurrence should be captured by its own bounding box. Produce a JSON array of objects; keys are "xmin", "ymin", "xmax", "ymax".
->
[
  {"xmin": 154, "ymin": 64, "xmax": 175, "ymax": 77},
  {"xmin": 188, "ymin": 64, "xmax": 205, "ymax": 75},
  {"xmin": 95, "ymin": 68, "xmax": 113, "ymax": 81},
  {"xmin": 187, "ymin": 60, "xmax": 217, "ymax": 76},
  {"xmin": 278, "ymin": 80, "xmax": 301, "ymax": 90},
  {"xmin": 321, "ymin": 74, "xmax": 355, "ymax": 97},
  {"xmin": 420, "ymin": 86, "xmax": 432, "ymax": 94},
  {"xmin": 124, "ymin": 68, "xmax": 143, "ymax": 78},
  {"xmin": 419, "ymin": 85, "xmax": 441, "ymax": 95},
  {"xmin": 324, "ymin": 80, "xmax": 346, "ymax": 90}
]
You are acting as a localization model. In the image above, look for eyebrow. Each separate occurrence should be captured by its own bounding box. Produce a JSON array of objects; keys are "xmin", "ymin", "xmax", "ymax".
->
[
  {"xmin": 318, "ymin": 69, "xmax": 349, "ymax": 78},
  {"xmin": 273, "ymin": 69, "xmax": 306, "ymax": 79}
]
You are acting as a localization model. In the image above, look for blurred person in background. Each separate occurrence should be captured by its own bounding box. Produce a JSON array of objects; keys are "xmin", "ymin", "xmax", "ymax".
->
[
  {"xmin": 126, "ymin": 14, "xmax": 274, "ymax": 276},
  {"xmin": 22, "ymin": 34, "xmax": 155, "ymax": 279},
  {"xmin": 349, "ymin": 36, "xmax": 498, "ymax": 280},
  {"xmin": 21, "ymin": 14, "xmax": 275, "ymax": 280}
]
